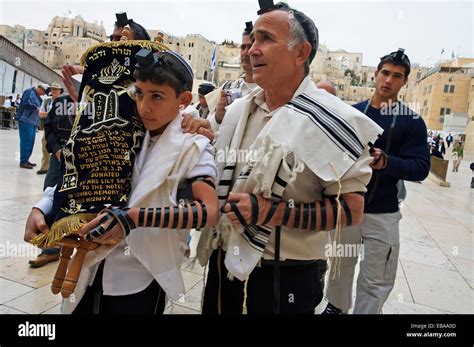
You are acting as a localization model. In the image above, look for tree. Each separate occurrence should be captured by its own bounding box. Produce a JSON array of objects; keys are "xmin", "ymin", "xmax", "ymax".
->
[{"xmin": 345, "ymin": 68, "xmax": 361, "ymax": 86}]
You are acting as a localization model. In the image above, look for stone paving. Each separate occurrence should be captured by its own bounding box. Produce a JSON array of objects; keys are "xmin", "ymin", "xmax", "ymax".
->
[{"xmin": 0, "ymin": 129, "xmax": 472, "ymax": 314}]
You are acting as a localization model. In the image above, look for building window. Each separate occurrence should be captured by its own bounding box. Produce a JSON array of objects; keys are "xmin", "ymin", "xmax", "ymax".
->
[
  {"xmin": 225, "ymin": 73, "xmax": 231, "ymax": 79},
  {"xmin": 439, "ymin": 116, "xmax": 444, "ymax": 123},
  {"xmin": 449, "ymin": 85, "xmax": 455, "ymax": 93},
  {"xmin": 188, "ymin": 54, "xmax": 191, "ymax": 60},
  {"xmin": 44, "ymin": 41, "xmax": 48, "ymax": 44},
  {"xmin": 428, "ymin": 85, "xmax": 432, "ymax": 93},
  {"xmin": 440, "ymin": 108, "xmax": 445, "ymax": 115},
  {"xmin": 66, "ymin": 55, "xmax": 70, "ymax": 59},
  {"xmin": 423, "ymin": 87, "xmax": 427, "ymax": 95},
  {"xmin": 446, "ymin": 108, "xmax": 451, "ymax": 114},
  {"xmin": 177, "ymin": 43, "xmax": 179, "ymax": 46},
  {"xmin": 356, "ymin": 57, "xmax": 359, "ymax": 63},
  {"xmin": 328, "ymin": 57, "xmax": 331, "ymax": 60},
  {"xmin": 423, "ymin": 100, "xmax": 427, "ymax": 107},
  {"xmin": 443, "ymin": 84, "xmax": 449, "ymax": 93},
  {"xmin": 52, "ymin": 41, "xmax": 56, "ymax": 45},
  {"xmin": 44, "ymin": 33, "xmax": 48, "ymax": 36}
]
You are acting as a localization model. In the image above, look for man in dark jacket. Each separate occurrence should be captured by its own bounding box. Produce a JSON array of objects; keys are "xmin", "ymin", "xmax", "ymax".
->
[
  {"xmin": 28, "ymin": 94, "xmax": 75, "ymax": 268},
  {"xmin": 324, "ymin": 49, "xmax": 430, "ymax": 314}
]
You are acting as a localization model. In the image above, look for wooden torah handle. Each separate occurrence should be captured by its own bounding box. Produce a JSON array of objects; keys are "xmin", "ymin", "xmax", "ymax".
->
[
  {"xmin": 60, "ymin": 238, "xmax": 100, "ymax": 298},
  {"xmin": 61, "ymin": 246, "xmax": 88, "ymax": 298},
  {"xmin": 51, "ymin": 245, "xmax": 75, "ymax": 294}
]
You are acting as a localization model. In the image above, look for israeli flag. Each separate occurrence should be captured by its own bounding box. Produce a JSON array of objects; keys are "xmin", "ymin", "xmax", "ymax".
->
[{"xmin": 210, "ymin": 46, "xmax": 217, "ymax": 72}]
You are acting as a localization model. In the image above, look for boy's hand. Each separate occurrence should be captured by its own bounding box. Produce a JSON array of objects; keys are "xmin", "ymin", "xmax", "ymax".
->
[
  {"xmin": 24, "ymin": 208, "xmax": 49, "ymax": 243},
  {"xmin": 181, "ymin": 114, "xmax": 214, "ymax": 141},
  {"xmin": 79, "ymin": 213, "xmax": 124, "ymax": 245}
]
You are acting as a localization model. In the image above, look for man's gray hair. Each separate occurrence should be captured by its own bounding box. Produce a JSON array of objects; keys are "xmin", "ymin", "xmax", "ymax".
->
[{"xmin": 288, "ymin": 15, "xmax": 310, "ymax": 75}]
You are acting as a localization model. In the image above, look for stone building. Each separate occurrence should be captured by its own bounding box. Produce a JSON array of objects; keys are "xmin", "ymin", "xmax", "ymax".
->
[{"xmin": 163, "ymin": 33, "xmax": 214, "ymax": 81}]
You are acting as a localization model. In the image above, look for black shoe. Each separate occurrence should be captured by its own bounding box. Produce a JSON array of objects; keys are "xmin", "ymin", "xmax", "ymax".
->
[
  {"xmin": 36, "ymin": 169, "xmax": 48, "ymax": 175},
  {"xmin": 20, "ymin": 162, "xmax": 34, "ymax": 169},
  {"xmin": 322, "ymin": 302, "xmax": 343, "ymax": 315},
  {"xmin": 28, "ymin": 161, "xmax": 37, "ymax": 166}
]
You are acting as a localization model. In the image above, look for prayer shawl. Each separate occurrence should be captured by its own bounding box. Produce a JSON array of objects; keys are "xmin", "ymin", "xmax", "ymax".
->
[
  {"xmin": 62, "ymin": 112, "xmax": 211, "ymax": 313},
  {"xmin": 197, "ymin": 77, "xmax": 382, "ymax": 280}
]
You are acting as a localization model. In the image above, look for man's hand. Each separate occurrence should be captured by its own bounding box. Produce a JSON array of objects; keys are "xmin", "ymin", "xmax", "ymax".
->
[
  {"xmin": 181, "ymin": 113, "xmax": 215, "ymax": 141},
  {"xmin": 215, "ymin": 91, "xmax": 228, "ymax": 124},
  {"xmin": 222, "ymin": 193, "xmax": 273, "ymax": 226},
  {"xmin": 369, "ymin": 147, "xmax": 388, "ymax": 170},
  {"xmin": 61, "ymin": 64, "xmax": 83, "ymax": 102},
  {"xmin": 55, "ymin": 149, "xmax": 61, "ymax": 161},
  {"xmin": 24, "ymin": 208, "xmax": 49, "ymax": 243}
]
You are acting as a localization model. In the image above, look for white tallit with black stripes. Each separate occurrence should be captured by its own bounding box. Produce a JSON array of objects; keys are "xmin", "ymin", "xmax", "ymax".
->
[{"xmin": 197, "ymin": 77, "xmax": 382, "ymax": 279}]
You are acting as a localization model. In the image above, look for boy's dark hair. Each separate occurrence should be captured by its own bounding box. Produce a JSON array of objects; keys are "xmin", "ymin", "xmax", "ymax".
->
[
  {"xmin": 377, "ymin": 48, "xmax": 411, "ymax": 78},
  {"xmin": 133, "ymin": 49, "xmax": 193, "ymax": 96}
]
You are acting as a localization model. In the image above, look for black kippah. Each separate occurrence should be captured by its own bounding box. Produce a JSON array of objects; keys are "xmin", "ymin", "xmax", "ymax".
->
[
  {"xmin": 244, "ymin": 21, "xmax": 253, "ymax": 34},
  {"xmin": 115, "ymin": 12, "xmax": 130, "ymax": 27}
]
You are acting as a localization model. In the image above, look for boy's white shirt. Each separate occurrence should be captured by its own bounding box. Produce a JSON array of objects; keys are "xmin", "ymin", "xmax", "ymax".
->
[{"xmin": 53, "ymin": 111, "xmax": 216, "ymax": 314}]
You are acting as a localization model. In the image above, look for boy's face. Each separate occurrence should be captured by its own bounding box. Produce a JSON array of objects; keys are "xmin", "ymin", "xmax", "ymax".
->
[{"xmin": 134, "ymin": 80, "xmax": 192, "ymax": 135}]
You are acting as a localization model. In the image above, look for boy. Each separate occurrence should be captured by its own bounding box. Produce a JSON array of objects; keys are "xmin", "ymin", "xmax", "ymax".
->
[{"xmin": 25, "ymin": 49, "xmax": 220, "ymax": 314}]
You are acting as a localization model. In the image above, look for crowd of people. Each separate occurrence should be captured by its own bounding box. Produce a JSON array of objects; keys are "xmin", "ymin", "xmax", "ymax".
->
[
  {"xmin": 13, "ymin": 1, "xmax": 470, "ymax": 316},
  {"xmin": 427, "ymin": 130, "xmax": 465, "ymax": 173}
]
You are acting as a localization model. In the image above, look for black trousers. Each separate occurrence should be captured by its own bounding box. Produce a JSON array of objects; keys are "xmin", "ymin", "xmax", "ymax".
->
[
  {"xmin": 72, "ymin": 261, "xmax": 166, "ymax": 315},
  {"xmin": 43, "ymin": 153, "xmax": 61, "ymax": 190},
  {"xmin": 202, "ymin": 249, "xmax": 323, "ymax": 314}
]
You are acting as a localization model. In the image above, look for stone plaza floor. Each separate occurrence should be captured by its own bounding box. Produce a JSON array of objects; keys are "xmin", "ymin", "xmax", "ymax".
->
[{"xmin": 0, "ymin": 129, "xmax": 472, "ymax": 314}]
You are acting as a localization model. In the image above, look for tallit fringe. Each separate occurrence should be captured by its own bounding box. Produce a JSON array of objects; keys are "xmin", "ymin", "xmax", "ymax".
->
[
  {"xmin": 248, "ymin": 136, "xmax": 304, "ymax": 197},
  {"xmin": 328, "ymin": 163, "xmax": 343, "ymax": 280},
  {"xmin": 30, "ymin": 213, "xmax": 96, "ymax": 248},
  {"xmin": 242, "ymin": 278, "xmax": 249, "ymax": 314}
]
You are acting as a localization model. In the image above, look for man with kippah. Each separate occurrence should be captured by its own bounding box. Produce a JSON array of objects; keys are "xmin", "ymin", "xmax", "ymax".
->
[
  {"xmin": 211, "ymin": 21, "xmax": 258, "ymax": 127},
  {"xmin": 324, "ymin": 49, "xmax": 430, "ymax": 314},
  {"xmin": 197, "ymin": 0, "xmax": 382, "ymax": 314},
  {"xmin": 195, "ymin": 82, "xmax": 215, "ymax": 118}
]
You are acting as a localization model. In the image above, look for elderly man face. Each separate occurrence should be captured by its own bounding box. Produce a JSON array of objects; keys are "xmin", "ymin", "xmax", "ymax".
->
[{"xmin": 248, "ymin": 10, "xmax": 308, "ymax": 90}]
